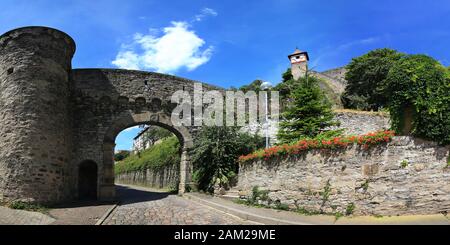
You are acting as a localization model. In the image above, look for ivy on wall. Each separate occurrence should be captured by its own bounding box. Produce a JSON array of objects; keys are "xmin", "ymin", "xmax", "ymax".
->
[{"xmin": 384, "ymin": 55, "xmax": 450, "ymax": 145}]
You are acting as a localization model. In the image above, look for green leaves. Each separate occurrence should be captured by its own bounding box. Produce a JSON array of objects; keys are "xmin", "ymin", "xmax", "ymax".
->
[
  {"xmin": 191, "ymin": 126, "xmax": 264, "ymax": 193},
  {"xmin": 342, "ymin": 48, "xmax": 404, "ymax": 110},
  {"xmin": 114, "ymin": 136, "xmax": 181, "ymax": 175},
  {"xmin": 385, "ymin": 54, "xmax": 450, "ymax": 144},
  {"xmin": 277, "ymin": 76, "xmax": 338, "ymax": 143}
]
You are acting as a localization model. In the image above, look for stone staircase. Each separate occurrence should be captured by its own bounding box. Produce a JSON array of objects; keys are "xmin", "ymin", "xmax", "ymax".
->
[{"xmin": 217, "ymin": 187, "xmax": 242, "ymax": 201}]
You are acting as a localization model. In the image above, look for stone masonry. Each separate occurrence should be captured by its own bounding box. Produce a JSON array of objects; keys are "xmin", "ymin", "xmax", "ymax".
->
[
  {"xmin": 237, "ymin": 136, "xmax": 450, "ymax": 216},
  {"xmin": 0, "ymin": 26, "xmax": 220, "ymax": 204},
  {"xmin": 115, "ymin": 164, "xmax": 179, "ymax": 190},
  {"xmin": 242, "ymin": 111, "xmax": 390, "ymax": 146}
]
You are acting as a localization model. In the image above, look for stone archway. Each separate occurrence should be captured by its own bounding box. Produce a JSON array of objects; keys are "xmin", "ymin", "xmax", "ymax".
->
[
  {"xmin": 99, "ymin": 112, "xmax": 194, "ymax": 201},
  {"xmin": 0, "ymin": 27, "xmax": 223, "ymax": 204}
]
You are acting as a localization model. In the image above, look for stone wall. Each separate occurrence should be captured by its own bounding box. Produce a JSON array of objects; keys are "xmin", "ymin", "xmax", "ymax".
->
[
  {"xmin": 320, "ymin": 67, "xmax": 347, "ymax": 83},
  {"xmin": 0, "ymin": 27, "xmax": 75, "ymax": 203},
  {"xmin": 115, "ymin": 165, "xmax": 179, "ymax": 190},
  {"xmin": 241, "ymin": 111, "xmax": 390, "ymax": 146},
  {"xmin": 237, "ymin": 137, "xmax": 450, "ymax": 216},
  {"xmin": 0, "ymin": 26, "xmax": 217, "ymax": 203},
  {"xmin": 329, "ymin": 110, "xmax": 390, "ymax": 135}
]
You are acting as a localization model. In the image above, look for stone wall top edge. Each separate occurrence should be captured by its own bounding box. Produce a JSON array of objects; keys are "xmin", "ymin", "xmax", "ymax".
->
[
  {"xmin": 333, "ymin": 109, "xmax": 390, "ymax": 117},
  {"xmin": 0, "ymin": 26, "xmax": 76, "ymax": 54},
  {"xmin": 71, "ymin": 68, "xmax": 224, "ymax": 90},
  {"xmin": 241, "ymin": 136, "xmax": 449, "ymax": 165}
]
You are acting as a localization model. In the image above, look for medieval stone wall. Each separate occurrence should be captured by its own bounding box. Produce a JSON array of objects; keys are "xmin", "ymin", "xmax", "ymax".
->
[
  {"xmin": 237, "ymin": 136, "xmax": 450, "ymax": 216},
  {"xmin": 320, "ymin": 67, "xmax": 347, "ymax": 83},
  {"xmin": 0, "ymin": 27, "xmax": 75, "ymax": 203},
  {"xmin": 0, "ymin": 26, "xmax": 217, "ymax": 203},
  {"xmin": 70, "ymin": 69, "xmax": 214, "ymax": 200},
  {"xmin": 115, "ymin": 164, "xmax": 179, "ymax": 190},
  {"xmin": 329, "ymin": 110, "xmax": 390, "ymax": 135},
  {"xmin": 242, "ymin": 111, "xmax": 390, "ymax": 146}
]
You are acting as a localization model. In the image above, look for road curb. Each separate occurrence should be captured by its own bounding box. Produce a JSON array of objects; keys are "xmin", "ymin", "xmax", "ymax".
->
[
  {"xmin": 184, "ymin": 193, "xmax": 313, "ymax": 225},
  {"xmin": 95, "ymin": 203, "xmax": 118, "ymax": 225}
]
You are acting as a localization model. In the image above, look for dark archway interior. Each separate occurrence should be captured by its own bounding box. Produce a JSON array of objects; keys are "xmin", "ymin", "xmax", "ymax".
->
[{"xmin": 78, "ymin": 161, "xmax": 98, "ymax": 200}]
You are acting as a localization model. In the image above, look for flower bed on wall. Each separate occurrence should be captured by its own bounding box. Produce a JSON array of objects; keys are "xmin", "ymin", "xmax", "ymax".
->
[{"xmin": 238, "ymin": 130, "xmax": 395, "ymax": 164}]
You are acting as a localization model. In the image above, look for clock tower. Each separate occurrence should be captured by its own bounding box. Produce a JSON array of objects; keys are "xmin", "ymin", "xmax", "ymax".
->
[{"xmin": 288, "ymin": 48, "xmax": 309, "ymax": 80}]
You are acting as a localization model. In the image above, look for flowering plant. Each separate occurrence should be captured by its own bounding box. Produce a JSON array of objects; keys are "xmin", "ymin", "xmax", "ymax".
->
[{"xmin": 238, "ymin": 130, "xmax": 395, "ymax": 164}]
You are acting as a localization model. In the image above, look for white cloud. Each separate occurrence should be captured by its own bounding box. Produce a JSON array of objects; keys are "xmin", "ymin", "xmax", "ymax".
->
[
  {"xmin": 112, "ymin": 21, "xmax": 214, "ymax": 73},
  {"xmin": 336, "ymin": 37, "xmax": 380, "ymax": 50},
  {"xmin": 112, "ymin": 50, "xmax": 140, "ymax": 70},
  {"xmin": 194, "ymin": 7, "xmax": 218, "ymax": 22}
]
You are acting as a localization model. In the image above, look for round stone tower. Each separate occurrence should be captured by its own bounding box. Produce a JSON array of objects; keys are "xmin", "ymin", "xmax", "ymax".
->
[{"xmin": 0, "ymin": 27, "xmax": 75, "ymax": 203}]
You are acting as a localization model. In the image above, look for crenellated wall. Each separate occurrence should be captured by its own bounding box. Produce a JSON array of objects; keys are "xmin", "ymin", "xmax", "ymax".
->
[
  {"xmin": 237, "ymin": 137, "xmax": 450, "ymax": 216},
  {"xmin": 0, "ymin": 26, "xmax": 216, "ymax": 204}
]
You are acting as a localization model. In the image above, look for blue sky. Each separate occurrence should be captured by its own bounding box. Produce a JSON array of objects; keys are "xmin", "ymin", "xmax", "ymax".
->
[{"xmin": 1, "ymin": 0, "xmax": 449, "ymax": 150}]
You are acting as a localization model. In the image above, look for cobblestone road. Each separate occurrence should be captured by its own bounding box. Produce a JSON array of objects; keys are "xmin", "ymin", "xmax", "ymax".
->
[{"xmin": 103, "ymin": 185, "xmax": 249, "ymax": 225}]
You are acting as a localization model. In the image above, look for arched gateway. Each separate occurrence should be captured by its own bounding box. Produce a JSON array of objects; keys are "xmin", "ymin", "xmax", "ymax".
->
[{"xmin": 0, "ymin": 26, "xmax": 218, "ymax": 204}]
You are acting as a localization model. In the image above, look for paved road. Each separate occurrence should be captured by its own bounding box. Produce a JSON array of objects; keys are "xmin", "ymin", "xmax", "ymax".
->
[
  {"xmin": 0, "ymin": 206, "xmax": 55, "ymax": 225},
  {"xmin": 103, "ymin": 185, "xmax": 250, "ymax": 225}
]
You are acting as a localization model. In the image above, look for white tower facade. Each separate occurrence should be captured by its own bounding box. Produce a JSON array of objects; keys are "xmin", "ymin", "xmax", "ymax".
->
[{"xmin": 288, "ymin": 48, "xmax": 309, "ymax": 80}]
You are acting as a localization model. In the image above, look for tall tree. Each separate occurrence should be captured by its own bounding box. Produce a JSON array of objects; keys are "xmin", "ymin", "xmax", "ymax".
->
[
  {"xmin": 342, "ymin": 48, "xmax": 404, "ymax": 110},
  {"xmin": 191, "ymin": 126, "xmax": 263, "ymax": 192},
  {"xmin": 278, "ymin": 76, "xmax": 338, "ymax": 143}
]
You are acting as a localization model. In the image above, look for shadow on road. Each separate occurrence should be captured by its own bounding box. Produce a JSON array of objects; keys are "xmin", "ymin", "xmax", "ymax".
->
[
  {"xmin": 47, "ymin": 185, "xmax": 171, "ymax": 208},
  {"xmin": 50, "ymin": 200, "xmax": 115, "ymax": 209},
  {"xmin": 115, "ymin": 185, "xmax": 172, "ymax": 205}
]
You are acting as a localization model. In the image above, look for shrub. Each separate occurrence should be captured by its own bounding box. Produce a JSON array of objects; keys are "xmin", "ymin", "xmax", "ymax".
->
[
  {"xmin": 114, "ymin": 150, "xmax": 130, "ymax": 162},
  {"xmin": 239, "ymin": 130, "xmax": 395, "ymax": 164},
  {"xmin": 342, "ymin": 48, "xmax": 404, "ymax": 110},
  {"xmin": 191, "ymin": 126, "xmax": 264, "ymax": 193},
  {"xmin": 8, "ymin": 201, "xmax": 48, "ymax": 213},
  {"xmin": 384, "ymin": 55, "xmax": 450, "ymax": 144}
]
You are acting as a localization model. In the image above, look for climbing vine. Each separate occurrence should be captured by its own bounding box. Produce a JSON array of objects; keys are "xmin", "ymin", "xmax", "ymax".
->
[{"xmin": 384, "ymin": 55, "xmax": 450, "ymax": 144}]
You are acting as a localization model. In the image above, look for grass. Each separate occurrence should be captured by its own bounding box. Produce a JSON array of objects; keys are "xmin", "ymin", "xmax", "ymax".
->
[
  {"xmin": 8, "ymin": 201, "xmax": 49, "ymax": 213},
  {"xmin": 296, "ymin": 207, "xmax": 321, "ymax": 216},
  {"xmin": 115, "ymin": 136, "xmax": 180, "ymax": 175},
  {"xmin": 401, "ymin": 160, "xmax": 409, "ymax": 168},
  {"xmin": 345, "ymin": 203, "xmax": 355, "ymax": 216}
]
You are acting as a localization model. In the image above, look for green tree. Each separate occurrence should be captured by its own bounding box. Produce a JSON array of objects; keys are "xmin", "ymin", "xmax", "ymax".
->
[
  {"xmin": 191, "ymin": 126, "xmax": 264, "ymax": 193},
  {"xmin": 385, "ymin": 54, "xmax": 450, "ymax": 144},
  {"xmin": 342, "ymin": 48, "xmax": 404, "ymax": 110},
  {"xmin": 239, "ymin": 79, "xmax": 263, "ymax": 93},
  {"xmin": 278, "ymin": 76, "xmax": 338, "ymax": 143},
  {"xmin": 114, "ymin": 150, "xmax": 130, "ymax": 162}
]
